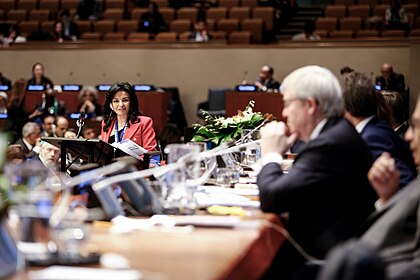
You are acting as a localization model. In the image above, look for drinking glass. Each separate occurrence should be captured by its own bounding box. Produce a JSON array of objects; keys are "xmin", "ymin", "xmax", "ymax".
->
[
  {"xmin": 163, "ymin": 144, "xmax": 201, "ymax": 214},
  {"xmin": 241, "ymin": 129, "xmax": 261, "ymax": 165}
]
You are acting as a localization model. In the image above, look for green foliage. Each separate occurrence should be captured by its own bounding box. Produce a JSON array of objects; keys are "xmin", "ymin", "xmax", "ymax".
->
[{"xmin": 192, "ymin": 101, "xmax": 269, "ymax": 146}]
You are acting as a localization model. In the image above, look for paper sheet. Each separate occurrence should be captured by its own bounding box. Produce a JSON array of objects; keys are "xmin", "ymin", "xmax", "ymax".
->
[{"xmin": 28, "ymin": 266, "xmax": 141, "ymax": 280}]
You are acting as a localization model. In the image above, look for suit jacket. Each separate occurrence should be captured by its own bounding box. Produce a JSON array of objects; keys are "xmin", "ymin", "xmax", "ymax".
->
[
  {"xmin": 361, "ymin": 117, "xmax": 416, "ymax": 187},
  {"xmin": 14, "ymin": 138, "xmax": 36, "ymax": 158},
  {"xmin": 375, "ymin": 72, "xmax": 406, "ymax": 93},
  {"xmin": 100, "ymin": 116, "xmax": 157, "ymax": 152},
  {"xmin": 257, "ymin": 118, "xmax": 377, "ymax": 265},
  {"xmin": 257, "ymin": 78, "xmax": 280, "ymax": 91},
  {"xmin": 360, "ymin": 178, "xmax": 420, "ymax": 279}
]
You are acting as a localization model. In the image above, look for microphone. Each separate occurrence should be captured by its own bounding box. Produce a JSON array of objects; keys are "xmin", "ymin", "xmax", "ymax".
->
[{"xmin": 76, "ymin": 109, "xmax": 85, "ymax": 138}]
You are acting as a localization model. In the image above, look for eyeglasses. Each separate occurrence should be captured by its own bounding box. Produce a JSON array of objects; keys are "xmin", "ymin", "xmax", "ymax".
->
[{"xmin": 283, "ymin": 98, "xmax": 304, "ymax": 108}]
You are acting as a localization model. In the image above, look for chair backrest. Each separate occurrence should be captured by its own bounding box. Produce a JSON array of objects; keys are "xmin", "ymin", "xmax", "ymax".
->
[{"xmin": 208, "ymin": 88, "xmax": 228, "ymax": 111}]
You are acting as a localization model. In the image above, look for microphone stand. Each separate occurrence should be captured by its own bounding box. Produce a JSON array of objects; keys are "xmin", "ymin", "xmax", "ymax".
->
[{"xmin": 76, "ymin": 110, "xmax": 85, "ymax": 138}]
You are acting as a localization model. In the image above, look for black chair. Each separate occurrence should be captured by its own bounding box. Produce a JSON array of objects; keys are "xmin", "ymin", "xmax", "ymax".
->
[{"xmin": 197, "ymin": 88, "xmax": 231, "ymax": 119}]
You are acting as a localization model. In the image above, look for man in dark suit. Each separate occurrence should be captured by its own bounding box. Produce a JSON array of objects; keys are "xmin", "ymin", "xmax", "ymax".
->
[
  {"xmin": 14, "ymin": 122, "xmax": 41, "ymax": 158},
  {"xmin": 319, "ymin": 96, "xmax": 420, "ymax": 279},
  {"xmin": 341, "ymin": 71, "xmax": 416, "ymax": 187},
  {"xmin": 257, "ymin": 65, "xmax": 377, "ymax": 279},
  {"xmin": 375, "ymin": 63, "xmax": 406, "ymax": 93},
  {"xmin": 255, "ymin": 65, "xmax": 281, "ymax": 92}
]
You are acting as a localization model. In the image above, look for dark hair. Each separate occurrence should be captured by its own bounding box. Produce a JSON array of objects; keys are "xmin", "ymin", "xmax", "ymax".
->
[
  {"xmin": 340, "ymin": 71, "xmax": 378, "ymax": 118},
  {"xmin": 32, "ymin": 62, "xmax": 44, "ymax": 72},
  {"xmin": 380, "ymin": 90, "xmax": 405, "ymax": 126},
  {"xmin": 6, "ymin": 144, "xmax": 26, "ymax": 162},
  {"xmin": 102, "ymin": 82, "xmax": 141, "ymax": 132},
  {"xmin": 340, "ymin": 66, "xmax": 354, "ymax": 75}
]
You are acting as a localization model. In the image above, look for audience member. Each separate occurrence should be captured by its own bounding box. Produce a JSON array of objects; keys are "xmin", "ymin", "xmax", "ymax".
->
[
  {"xmin": 4, "ymin": 79, "xmax": 41, "ymax": 142},
  {"xmin": 77, "ymin": 86, "xmax": 102, "ymax": 119},
  {"xmin": 59, "ymin": 9, "xmax": 80, "ymax": 40},
  {"xmin": 50, "ymin": 21, "xmax": 72, "ymax": 43},
  {"xmin": 101, "ymin": 82, "xmax": 157, "ymax": 151},
  {"xmin": 41, "ymin": 115, "xmax": 55, "ymax": 137},
  {"xmin": 0, "ymin": 92, "xmax": 7, "ymax": 114},
  {"xmin": 6, "ymin": 144, "xmax": 26, "ymax": 164},
  {"xmin": 292, "ymin": 20, "xmax": 321, "ymax": 41},
  {"xmin": 380, "ymin": 90, "xmax": 408, "ymax": 137},
  {"xmin": 27, "ymin": 62, "xmax": 54, "ymax": 89},
  {"xmin": 137, "ymin": 2, "xmax": 167, "ymax": 35},
  {"xmin": 375, "ymin": 63, "xmax": 406, "ymax": 93},
  {"xmin": 0, "ymin": 24, "xmax": 26, "ymax": 47},
  {"xmin": 385, "ymin": 0, "xmax": 410, "ymax": 31},
  {"xmin": 64, "ymin": 128, "xmax": 77, "ymax": 138},
  {"xmin": 54, "ymin": 116, "xmax": 69, "ymax": 137},
  {"xmin": 341, "ymin": 71, "xmax": 416, "ymax": 187},
  {"xmin": 256, "ymin": 65, "xmax": 377, "ymax": 279},
  {"xmin": 340, "ymin": 66, "xmax": 354, "ymax": 75},
  {"xmin": 33, "ymin": 141, "xmax": 61, "ymax": 174},
  {"xmin": 81, "ymin": 126, "xmax": 97, "ymax": 139},
  {"xmin": 243, "ymin": 65, "xmax": 280, "ymax": 92},
  {"xmin": 14, "ymin": 122, "xmax": 41, "ymax": 158},
  {"xmin": 35, "ymin": 89, "xmax": 67, "ymax": 116},
  {"xmin": 0, "ymin": 72, "xmax": 11, "ymax": 87},
  {"xmin": 319, "ymin": 95, "xmax": 420, "ymax": 280},
  {"xmin": 189, "ymin": 20, "xmax": 211, "ymax": 42}
]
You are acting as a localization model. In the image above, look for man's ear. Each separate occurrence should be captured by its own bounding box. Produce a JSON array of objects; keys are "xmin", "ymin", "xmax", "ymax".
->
[{"xmin": 307, "ymin": 98, "xmax": 318, "ymax": 116}]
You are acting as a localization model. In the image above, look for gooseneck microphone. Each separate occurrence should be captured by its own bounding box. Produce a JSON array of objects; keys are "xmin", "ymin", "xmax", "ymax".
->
[{"xmin": 76, "ymin": 109, "xmax": 85, "ymax": 138}]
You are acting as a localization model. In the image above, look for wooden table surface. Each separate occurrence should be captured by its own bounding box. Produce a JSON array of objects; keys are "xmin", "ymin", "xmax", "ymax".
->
[{"xmin": 14, "ymin": 212, "xmax": 285, "ymax": 280}]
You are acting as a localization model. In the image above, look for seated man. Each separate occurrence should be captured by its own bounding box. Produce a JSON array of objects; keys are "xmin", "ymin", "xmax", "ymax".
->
[
  {"xmin": 341, "ymin": 71, "xmax": 416, "ymax": 188},
  {"xmin": 319, "ymin": 95, "xmax": 420, "ymax": 279},
  {"xmin": 375, "ymin": 63, "xmax": 406, "ymax": 93},
  {"xmin": 257, "ymin": 65, "xmax": 377, "ymax": 278},
  {"xmin": 243, "ymin": 65, "xmax": 280, "ymax": 92},
  {"xmin": 15, "ymin": 122, "xmax": 41, "ymax": 158}
]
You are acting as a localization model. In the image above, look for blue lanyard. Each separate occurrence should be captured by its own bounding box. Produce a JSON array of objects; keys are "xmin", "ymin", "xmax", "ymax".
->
[{"xmin": 115, "ymin": 120, "xmax": 127, "ymax": 143}]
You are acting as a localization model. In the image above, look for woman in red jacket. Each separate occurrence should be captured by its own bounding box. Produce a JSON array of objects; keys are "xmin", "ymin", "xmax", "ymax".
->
[{"xmin": 100, "ymin": 82, "xmax": 157, "ymax": 152}]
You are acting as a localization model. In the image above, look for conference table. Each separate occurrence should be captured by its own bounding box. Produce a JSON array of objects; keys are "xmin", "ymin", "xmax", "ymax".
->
[{"xmin": 13, "ymin": 212, "xmax": 285, "ymax": 280}]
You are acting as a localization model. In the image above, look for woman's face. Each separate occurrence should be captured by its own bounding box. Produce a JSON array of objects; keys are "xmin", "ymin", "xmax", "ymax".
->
[
  {"xmin": 82, "ymin": 90, "xmax": 95, "ymax": 101},
  {"xmin": 33, "ymin": 64, "xmax": 43, "ymax": 79},
  {"xmin": 111, "ymin": 91, "xmax": 130, "ymax": 118}
]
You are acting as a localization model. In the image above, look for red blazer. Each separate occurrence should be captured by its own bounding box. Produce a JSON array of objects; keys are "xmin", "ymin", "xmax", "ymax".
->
[{"xmin": 100, "ymin": 116, "xmax": 157, "ymax": 151}]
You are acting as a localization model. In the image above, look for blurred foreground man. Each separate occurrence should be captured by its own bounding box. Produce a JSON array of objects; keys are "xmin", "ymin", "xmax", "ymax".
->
[
  {"xmin": 257, "ymin": 65, "xmax": 377, "ymax": 279},
  {"xmin": 354, "ymin": 95, "xmax": 420, "ymax": 279}
]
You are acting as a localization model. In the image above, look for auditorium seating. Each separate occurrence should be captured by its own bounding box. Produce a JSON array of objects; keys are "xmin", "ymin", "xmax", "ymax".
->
[
  {"xmin": 103, "ymin": 8, "xmax": 124, "ymax": 20},
  {"xmin": 0, "ymin": 0, "xmax": 417, "ymax": 44},
  {"xmin": 228, "ymin": 31, "xmax": 252, "ymax": 44},
  {"xmin": 117, "ymin": 20, "xmax": 138, "ymax": 35},
  {"xmin": 170, "ymin": 19, "xmax": 193, "ymax": 33},
  {"xmin": 229, "ymin": 6, "xmax": 251, "ymax": 20},
  {"xmin": 207, "ymin": 7, "xmax": 228, "ymax": 21}
]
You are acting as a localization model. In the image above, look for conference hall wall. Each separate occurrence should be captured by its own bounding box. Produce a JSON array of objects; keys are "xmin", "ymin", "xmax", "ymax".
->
[{"xmin": 1, "ymin": 42, "xmax": 418, "ymax": 127}]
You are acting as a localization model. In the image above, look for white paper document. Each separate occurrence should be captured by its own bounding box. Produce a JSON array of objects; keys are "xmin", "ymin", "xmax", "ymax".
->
[
  {"xmin": 112, "ymin": 139, "xmax": 148, "ymax": 160},
  {"xmin": 28, "ymin": 266, "xmax": 141, "ymax": 280}
]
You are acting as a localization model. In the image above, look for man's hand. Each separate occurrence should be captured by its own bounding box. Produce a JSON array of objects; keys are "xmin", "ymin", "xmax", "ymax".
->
[
  {"xmin": 368, "ymin": 152, "xmax": 400, "ymax": 204},
  {"xmin": 260, "ymin": 121, "xmax": 297, "ymax": 157}
]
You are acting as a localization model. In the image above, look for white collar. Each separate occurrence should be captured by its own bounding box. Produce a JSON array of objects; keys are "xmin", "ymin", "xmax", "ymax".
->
[
  {"xmin": 309, "ymin": 118, "xmax": 328, "ymax": 141},
  {"xmin": 22, "ymin": 138, "xmax": 33, "ymax": 151},
  {"xmin": 355, "ymin": 115, "xmax": 375, "ymax": 133}
]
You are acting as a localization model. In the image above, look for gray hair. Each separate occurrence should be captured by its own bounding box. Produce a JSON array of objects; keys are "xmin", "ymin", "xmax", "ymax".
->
[
  {"xmin": 281, "ymin": 65, "xmax": 344, "ymax": 118},
  {"xmin": 22, "ymin": 122, "xmax": 39, "ymax": 138},
  {"xmin": 78, "ymin": 85, "xmax": 98, "ymax": 100}
]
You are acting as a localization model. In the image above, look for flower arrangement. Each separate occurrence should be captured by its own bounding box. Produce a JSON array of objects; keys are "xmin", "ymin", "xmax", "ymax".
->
[{"xmin": 192, "ymin": 100, "xmax": 273, "ymax": 146}]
